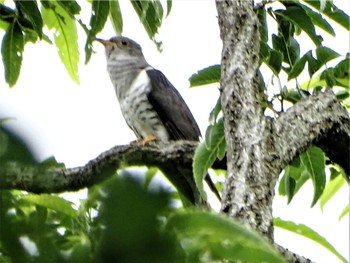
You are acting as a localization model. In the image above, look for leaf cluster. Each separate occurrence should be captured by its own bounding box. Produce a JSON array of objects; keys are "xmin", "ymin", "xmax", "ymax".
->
[
  {"xmin": 191, "ymin": 0, "xmax": 349, "ymax": 211},
  {"xmin": 0, "ymin": 1, "xmax": 349, "ymax": 262},
  {"xmin": 0, "ymin": 0, "xmax": 170, "ymax": 86},
  {"xmin": 0, "ymin": 127, "xmax": 287, "ymax": 262}
]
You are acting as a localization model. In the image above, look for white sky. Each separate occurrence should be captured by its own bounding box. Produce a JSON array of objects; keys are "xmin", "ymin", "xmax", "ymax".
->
[{"xmin": 0, "ymin": 1, "xmax": 349, "ymax": 262}]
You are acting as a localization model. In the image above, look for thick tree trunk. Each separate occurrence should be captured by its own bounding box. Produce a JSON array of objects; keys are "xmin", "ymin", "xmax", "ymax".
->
[
  {"xmin": 216, "ymin": 0, "xmax": 275, "ymax": 239},
  {"xmin": 215, "ymin": 1, "xmax": 349, "ymax": 262}
]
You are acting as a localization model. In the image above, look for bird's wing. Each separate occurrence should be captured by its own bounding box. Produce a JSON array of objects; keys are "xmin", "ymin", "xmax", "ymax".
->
[{"xmin": 146, "ymin": 69, "xmax": 201, "ymax": 141}]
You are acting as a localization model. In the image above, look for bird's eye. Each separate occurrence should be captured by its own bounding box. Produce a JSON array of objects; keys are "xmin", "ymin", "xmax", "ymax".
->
[{"xmin": 120, "ymin": 39, "xmax": 128, "ymax": 46}]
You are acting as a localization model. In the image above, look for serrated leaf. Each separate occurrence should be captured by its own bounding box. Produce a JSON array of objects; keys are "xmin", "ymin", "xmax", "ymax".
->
[
  {"xmin": 288, "ymin": 51, "xmax": 309, "ymax": 80},
  {"xmin": 274, "ymin": 218, "xmax": 347, "ymax": 263},
  {"xmin": 131, "ymin": 0, "xmax": 163, "ymax": 48},
  {"xmin": 22, "ymin": 194, "xmax": 77, "ymax": 218},
  {"xmin": 42, "ymin": 2, "xmax": 79, "ymax": 84},
  {"xmin": 320, "ymin": 171, "xmax": 346, "ymax": 210},
  {"xmin": 303, "ymin": 0, "xmax": 350, "ymax": 31},
  {"xmin": 300, "ymin": 3, "xmax": 335, "ymax": 36},
  {"xmin": 306, "ymin": 51, "xmax": 322, "ymax": 76},
  {"xmin": 166, "ymin": 211, "xmax": 286, "ymax": 263},
  {"xmin": 109, "ymin": 0, "xmax": 123, "ymax": 36},
  {"xmin": 85, "ymin": 0, "xmax": 109, "ymax": 63},
  {"xmin": 276, "ymin": 6, "xmax": 322, "ymax": 46},
  {"xmin": 272, "ymin": 32, "xmax": 300, "ymax": 68},
  {"xmin": 189, "ymin": 64, "xmax": 221, "ymax": 87},
  {"xmin": 316, "ymin": 46, "xmax": 340, "ymax": 65},
  {"xmin": 300, "ymin": 147, "xmax": 326, "ymax": 206},
  {"xmin": 1, "ymin": 22, "xmax": 24, "ymax": 87},
  {"xmin": 16, "ymin": 0, "xmax": 43, "ymax": 38}
]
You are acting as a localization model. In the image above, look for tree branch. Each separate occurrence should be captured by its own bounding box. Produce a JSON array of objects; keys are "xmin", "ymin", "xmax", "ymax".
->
[
  {"xmin": 273, "ymin": 90, "xmax": 350, "ymax": 176},
  {"xmin": 0, "ymin": 141, "xmax": 198, "ymax": 196}
]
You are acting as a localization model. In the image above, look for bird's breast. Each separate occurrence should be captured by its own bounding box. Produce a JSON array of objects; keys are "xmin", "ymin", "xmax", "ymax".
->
[{"xmin": 118, "ymin": 69, "xmax": 170, "ymax": 141}]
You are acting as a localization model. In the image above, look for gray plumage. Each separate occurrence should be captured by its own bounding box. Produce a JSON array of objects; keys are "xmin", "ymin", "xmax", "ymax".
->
[
  {"xmin": 97, "ymin": 36, "xmax": 220, "ymax": 204},
  {"xmin": 98, "ymin": 36, "xmax": 200, "ymax": 142}
]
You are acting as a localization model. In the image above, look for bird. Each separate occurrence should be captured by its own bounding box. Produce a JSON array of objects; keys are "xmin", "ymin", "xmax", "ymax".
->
[{"xmin": 96, "ymin": 36, "xmax": 220, "ymax": 205}]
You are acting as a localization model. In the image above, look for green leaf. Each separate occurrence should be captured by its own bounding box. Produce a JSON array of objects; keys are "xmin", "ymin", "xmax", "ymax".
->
[
  {"xmin": 95, "ymin": 176, "xmax": 178, "ymax": 262},
  {"xmin": 279, "ymin": 157, "xmax": 310, "ymax": 203},
  {"xmin": 259, "ymin": 42, "xmax": 269, "ymax": 62},
  {"xmin": 0, "ymin": 126, "xmax": 37, "ymax": 164},
  {"xmin": 144, "ymin": 167, "xmax": 158, "ymax": 188},
  {"xmin": 1, "ymin": 23, "xmax": 24, "ymax": 87},
  {"xmin": 303, "ymin": 0, "xmax": 350, "ymax": 31},
  {"xmin": 193, "ymin": 142, "xmax": 214, "ymax": 200},
  {"xmin": 280, "ymin": 167, "xmax": 296, "ymax": 203},
  {"xmin": 316, "ymin": 46, "xmax": 340, "ymax": 66},
  {"xmin": 288, "ymin": 51, "xmax": 309, "ymax": 80},
  {"xmin": 131, "ymin": 0, "xmax": 164, "ymax": 49},
  {"xmin": 208, "ymin": 97, "xmax": 222, "ymax": 124},
  {"xmin": 166, "ymin": 0, "xmax": 172, "ymax": 17},
  {"xmin": 274, "ymin": 218, "xmax": 348, "ymax": 263},
  {"xmin": 109, "ymin": 0, "xmax": 123, "ymax": 36},
  {"xmin": 166, "ymin": 211, "xmax": 286, "ymax": 263},
  {"xmin": 189, "ymin": 64, "xmax": 221, "ymax": 87},
  {"xmin": 276, "ymin": 6, "xmax": 322, "ymax": 46},
  {"xmin": 300, "ymin": 147, "xmax": 326, "ymax": 206},
  {"xmin": 0, "ymin": 4, "xmax": 16, "ymax": 24},
  {"xmin": 268, "ymin": 48, "xmax": 283, "ymax": 74},
  {"xmin": 333, "ymin": 58, "xmax": 350, "ymax": 88},
  {"xmin": 300, "ymin": 3, "xmax": 335, "ymax": 36},
  {"xmin": 320, "ymin": 169, "xmax": 346, "ymax": 211},
  {"xmin": 16, "ymin": 0, "xmax": 43, "ymax": 38},
  {"xmin": 42, "ymin": 1, "xmax": 80, "ymax": 84},
  {"xmin": 22, "ymin": 194, "xmax": 77, "ymax": 218},
  {"xmin": 39, "ymin": 156, "xmax": 65, "ymax": 169},
  {"xmin": 57, "ymin": 0, "xmax": 81, "ymax": 16},
  {"xmin": 206, "ymin": 118, "xmax": 226, "ymax": 158},
  {"xmin": 257, "ymin": 8, "xmax": 268, "ymax": 43},
  {"xmin": 1, "ymin": 22, "xmax": 24, "ymax": 87},
  {"xmin": 85, "ymin": 0, "xmax": 110, "ymax": 63},
  {"xmin": 193, "ymin": 118, "xmax": 226, "ymax": 200},
  {"xmin": 339, "ymin": 204, "xmax": 350, "ymax": 220}
]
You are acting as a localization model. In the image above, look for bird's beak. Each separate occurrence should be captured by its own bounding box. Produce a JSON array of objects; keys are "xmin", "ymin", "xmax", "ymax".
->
[{"xmin": 95, "ymin": 38, "xmax": 113, "ymax": 46}]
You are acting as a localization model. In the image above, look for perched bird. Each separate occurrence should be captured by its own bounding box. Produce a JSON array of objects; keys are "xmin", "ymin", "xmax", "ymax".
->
[{"xmin": 96, "ymin": 36, "xmax": 219, "ymax": 204}]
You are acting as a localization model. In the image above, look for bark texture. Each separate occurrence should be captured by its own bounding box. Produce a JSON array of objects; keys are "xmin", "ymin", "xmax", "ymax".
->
[
  {"xmin": 215, "ymin": 0, "xmax": 349, "ymax": 262},
  {"xmin": 216, "ymin": 0, "xmax": 275, "ymax": 239},
  {"xmin": 0, "ymin": 141, "xmax": 197, "ymax": 194}
]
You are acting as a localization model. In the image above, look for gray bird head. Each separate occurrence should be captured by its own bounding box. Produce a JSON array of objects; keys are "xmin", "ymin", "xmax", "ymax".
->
[{"xmin": 95, "ymin": 36, "xmax": 148, "ymax": 67}]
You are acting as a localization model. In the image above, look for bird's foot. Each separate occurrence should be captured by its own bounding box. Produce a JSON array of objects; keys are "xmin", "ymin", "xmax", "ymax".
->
[
  {"xmin": 142, "ymin": 135, "xmax": 158, "ymax": 145},
  {"xmin": 131, "ymin": 135, "xmax": 158, "ymax": 145}
]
